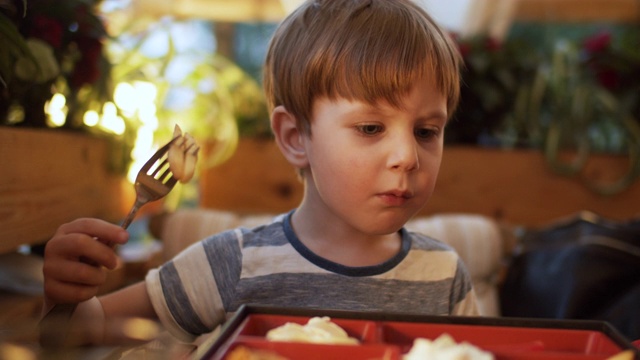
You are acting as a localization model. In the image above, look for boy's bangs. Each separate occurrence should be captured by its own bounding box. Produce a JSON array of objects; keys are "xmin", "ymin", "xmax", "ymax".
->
[
  {"xmin": 264, "ymin": 0, "xmax": 462, "ymax": 132},
  {"xmin": 328, "ymin": 42, "xmax": 442, "ymax": 110},
  {"xmin": 314, "ymin": 3, "xmax": 460, "ymax": 114}
]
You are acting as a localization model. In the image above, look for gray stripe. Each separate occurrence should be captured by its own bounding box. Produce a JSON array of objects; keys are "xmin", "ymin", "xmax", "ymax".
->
[
  {"xmin": 450, "ymin": 258, "xmax": 474, "ymax": 312},
  {"xmin": 159, "ymin": 263, "xmax": 209, "ymax": 335},
  {"xmin": 202, "ymin": 230, "xmax": 243, "ymax": 309},
  {"xmin": 231, "ymin": 273, "xmax": 453, "ymax": 315},
  {"xmin": 242, "ymin": 220, "xmax": 290, "ymax": 247}
]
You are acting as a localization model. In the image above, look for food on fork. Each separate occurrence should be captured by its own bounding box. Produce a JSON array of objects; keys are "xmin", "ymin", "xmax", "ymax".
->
[
  {"xmin": 168, "ymin": 124, "xmax": 200, "ymax": 183},
  {"xmin": 266, "ymin": 317, "xmax": 359, "ymax": 345},
  {"xmin": 403, "ymin": 333, "xmax": 494, "ymax": 360}
]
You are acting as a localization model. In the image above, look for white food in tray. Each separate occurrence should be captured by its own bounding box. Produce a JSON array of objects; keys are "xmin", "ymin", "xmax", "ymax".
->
[
  {"xmin": 403, "ymin": 333, "xmax": 494, "ymax": 360},
  {"xmin": 266, "ymin": 316, "xmax": 359, "ymax": 345}
]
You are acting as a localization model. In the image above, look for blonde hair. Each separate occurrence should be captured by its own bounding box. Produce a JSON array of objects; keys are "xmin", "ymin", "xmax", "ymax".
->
[{"xmin": 263, "ymin": 0, "xmax": 461, "ymax": 135}]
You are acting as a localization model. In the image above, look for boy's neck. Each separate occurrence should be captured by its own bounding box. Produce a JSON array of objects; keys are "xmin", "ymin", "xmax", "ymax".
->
[{"xmin": 290, "ymin": 207, "xmax": 403, "ymax": 267}]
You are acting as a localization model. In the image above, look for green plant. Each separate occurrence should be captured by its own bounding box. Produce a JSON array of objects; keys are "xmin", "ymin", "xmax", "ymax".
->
[
  {"xmin": 451, "ymin": 28, "xmax": 640, "ymax": 195},
  {"xmin": 0, "ymin": 0, "xmax": 113, "ymax": 128},
  {"xmin": 100, "ymin": 15, "xmax": 270, "ymax": 208},
  {"xmin": 534, "ymin": 35, "xmax": 640, "ymax": 195}
]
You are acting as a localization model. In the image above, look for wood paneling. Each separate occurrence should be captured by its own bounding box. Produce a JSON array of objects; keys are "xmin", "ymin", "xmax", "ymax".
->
[
  {"xmin": 0, "ymin": 128, "xmax": 134, "ymax": 253},
  {"xmin": 132, "ymin": 0, "xmax": 640, "ymax": 23},
  {"xmin": 201, "ymin": 139, "xmax": 640, "ymax": 228},
  {"xmin": 515, "ymin": 0, "xmax": 640, "ymax": 23},
  {"xmin": 200, "ymin": 138, "xmax": 303, "ymax": 214}
]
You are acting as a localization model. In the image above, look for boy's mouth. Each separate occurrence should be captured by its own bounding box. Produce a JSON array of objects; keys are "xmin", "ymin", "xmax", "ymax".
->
[
  {"xmin": 383, "ymin": 189, "xmax": 412, "ymax": 199},
  {"xmin": 377, "ymin": 189, "xmax": 413, "ymax": 205}
]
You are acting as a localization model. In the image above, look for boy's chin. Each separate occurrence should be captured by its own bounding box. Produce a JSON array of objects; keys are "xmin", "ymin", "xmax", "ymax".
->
[{"xmin": 364, "ymin": 213, "xmax": 415, "ymax": 235}]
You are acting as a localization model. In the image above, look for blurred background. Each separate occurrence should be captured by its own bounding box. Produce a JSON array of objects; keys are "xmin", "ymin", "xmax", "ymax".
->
[
  {"xmin": 1, "ymin": 0, "xmax": 640, "ymax": 354},
  {"xmin": 3, "ymin": 0, "xmax": 639, "ymax": 222},
  {"xmin": 2, "ymin": 0, "xmax": 639, "ymax": 256}
]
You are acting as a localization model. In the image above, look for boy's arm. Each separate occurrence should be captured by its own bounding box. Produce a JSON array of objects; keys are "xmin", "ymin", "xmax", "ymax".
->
[
  {"xmin": 41, "ymin": 218, "xmax": 159, "ymax": 346},
  {"xmin": 99, "ymin": 281, "xmax": 160, "ymax": 345},
  {"xmin": 46, "ymin": 282, "xmax": 159, "ymax": 346}
]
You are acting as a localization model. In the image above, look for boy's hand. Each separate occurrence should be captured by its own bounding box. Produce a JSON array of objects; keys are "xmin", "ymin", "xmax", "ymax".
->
[{"xmin": 43, "ymin": 218, "xmax": 129, "ymax": 304}]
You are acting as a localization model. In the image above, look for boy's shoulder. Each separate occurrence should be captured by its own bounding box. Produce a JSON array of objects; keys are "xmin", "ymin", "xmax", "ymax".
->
[
  {"xmin": 201, "ymin": 213, "xmax": 289, "ymax": 248},
  {"xmin": 405, "ymin": 230, "xmax": 456, "ymax": 253}
]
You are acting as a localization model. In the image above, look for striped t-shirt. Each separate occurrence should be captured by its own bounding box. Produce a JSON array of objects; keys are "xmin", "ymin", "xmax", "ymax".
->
[{"xmin": 146, "ymin": 212, "xmax": 478, "ymax": 341}]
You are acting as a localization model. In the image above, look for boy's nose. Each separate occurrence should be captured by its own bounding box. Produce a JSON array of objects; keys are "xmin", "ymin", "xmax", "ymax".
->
[{"xmin": 387, "ymin": 136, "xmax": 419, "ymax": 172}]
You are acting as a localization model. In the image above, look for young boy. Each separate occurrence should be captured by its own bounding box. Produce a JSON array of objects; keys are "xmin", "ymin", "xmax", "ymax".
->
[{"xmin": 41, "ymin": 0, "xmax": 478, "ymax": 346}]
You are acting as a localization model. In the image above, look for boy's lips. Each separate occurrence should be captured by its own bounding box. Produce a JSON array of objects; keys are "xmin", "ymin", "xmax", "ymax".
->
[{"xmin": 377, "ymin": 189, "xmax": 413, "ymax": 206}]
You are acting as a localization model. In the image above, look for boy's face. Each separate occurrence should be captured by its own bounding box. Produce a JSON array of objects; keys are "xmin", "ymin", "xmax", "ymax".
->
[{"xmin": 300, "ymin": 80, "xmax": 447, "ymax": 235}]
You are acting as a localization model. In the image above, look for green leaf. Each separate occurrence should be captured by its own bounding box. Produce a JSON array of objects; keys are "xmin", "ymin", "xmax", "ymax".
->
[{"xmin": 0, "ymin": 12, "xmax": 29, "ymax": 54}]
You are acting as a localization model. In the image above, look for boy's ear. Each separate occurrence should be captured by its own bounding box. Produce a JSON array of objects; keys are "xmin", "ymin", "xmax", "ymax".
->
[{"xmin": 271, "ymin": 105, "xmax": 309, "ymax": 168}]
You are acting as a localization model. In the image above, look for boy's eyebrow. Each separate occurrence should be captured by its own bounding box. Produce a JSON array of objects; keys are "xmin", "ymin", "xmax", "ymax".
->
[{"xmin": 353, "ymin": 103, "xmax": 449, "ymax": 122}]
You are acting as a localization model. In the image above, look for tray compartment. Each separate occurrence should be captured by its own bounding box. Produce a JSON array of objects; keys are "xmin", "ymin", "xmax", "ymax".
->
[
  {"xmin": 380, "ymin": 321, "xmax": 622, "ymax": 356},
  {"xmin": 214, "ymin": 338, "xmax": 400, "ymax": 360},
  {"xmin": 234, "ymin": 314, "xmax": 378, "ymax": 343},
  {"xmin": 199, "ymin": 306, "xmax": 639, "ymax": 360}
]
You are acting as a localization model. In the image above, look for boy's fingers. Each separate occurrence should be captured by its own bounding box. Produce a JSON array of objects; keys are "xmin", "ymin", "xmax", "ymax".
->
[
  {"xmin": 45, "ymin": 257, "xmax": 108, "ymax": 286},
  {"xmin": 44, "ymin": 278, "xmax": 100, "ymax": 304},
  {"xmin": 46, "ymin": 235, "xmax": 120, "ymax": 271},
  {"xmin": 56, "ymin": 218, "xmax": 129, "ymax": 246}
]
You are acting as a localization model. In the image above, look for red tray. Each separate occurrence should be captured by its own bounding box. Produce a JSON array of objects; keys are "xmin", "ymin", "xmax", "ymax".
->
[{"xmin": 200, "ymin": 305, "xmax": 640, "ymax": 360}]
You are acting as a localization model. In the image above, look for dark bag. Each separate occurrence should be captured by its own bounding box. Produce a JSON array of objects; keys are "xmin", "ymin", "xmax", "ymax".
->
[{"xmin": 500, "ymin": 212, "xmax": 640, "ymax": 341}]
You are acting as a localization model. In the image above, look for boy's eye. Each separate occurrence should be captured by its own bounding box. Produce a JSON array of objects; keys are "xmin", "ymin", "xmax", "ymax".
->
[
  {"xmin": 356, "ymin": 124, "xmax": 383, "ymax": 135},
  {"xmin": 415, "ymin": 127, "xmax": 439, "ymax": 140}
]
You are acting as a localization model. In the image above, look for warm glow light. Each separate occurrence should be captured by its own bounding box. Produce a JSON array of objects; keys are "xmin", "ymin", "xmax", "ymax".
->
[
  {"xmin": 120, "ymin": 318, "xmax": 161, "ymax": 341},
  {"xmin": 132, "ymin": 127, "xmax": 155, "ymax": 159},
  {"xmin": 49, "ymin": 93, "xmax": 66, "ymax": 110},
  {"xmin": 117, "ymin": 80, "xmax": 161, "ymax": 183},
  {"xmin": 280, "ymin": 0, "xmax": 303, "ymax": 13},
  {"xmin": 44, "ymin": 93, "xmax": 68, "ymax": 127},
  {"xmin": 114, "ymin": 82, "xmax": 137, "ymax": 115},
  {"xmin": 134, "ymin": 81, "xmax": 157, "ymax": 105},
  {"xmin": 127, "ymin": 125, "xmax": 157, "ymax": 183},
  {"xmin": 48, "ymin": 111, "xmax": 66, "ymax": 127},
  {"xmin": 103, "ymin": 101, "xmax": 118, "ymax": 117},
  {"xmin": 99, "ymin": 102, "xmax": 126, "ymax": 135},
  {"xmin": 83, "ymin": 110, "xmax": 100, "ymax": 126},
  {"xmin": 103, "ymin": 115, "xmax": 126, "ymax": 135},
  {"xmin": 138, "ymin": 105, "xmax": 158, "ymax": 127},
  {"xmin": 0, "ymin": 343, "xmax": 36, "ymax": 360}
]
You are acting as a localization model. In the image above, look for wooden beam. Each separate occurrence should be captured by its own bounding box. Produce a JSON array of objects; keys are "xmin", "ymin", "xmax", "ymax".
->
[
  {"xmin": 129, "ymin": 0, "xmax": 639, "ymax": 31},
  {"xmin": 430, "ymin": 146, "xmax": 640, "ymax": 226},
  {"xmin": 515, "ymin": 0, "xmax": 640, "ymax": 23},
  {"xmin": 132, "ymin": 0, "xmax": 286, "ymax": 22}
]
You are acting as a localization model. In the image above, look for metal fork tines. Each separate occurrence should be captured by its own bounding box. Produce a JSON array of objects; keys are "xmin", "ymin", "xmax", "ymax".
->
[{"xmin": 120, "ymin": 138, "xmax": 178, "ymax": 230}]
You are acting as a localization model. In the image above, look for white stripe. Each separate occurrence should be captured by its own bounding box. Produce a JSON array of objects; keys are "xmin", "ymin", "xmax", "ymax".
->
[
  {"xmin": 241, "ymin": 244, "xmax": 327, "ymax": 278},
  {"xmin": 145, "ymin": 269, "xmax": 194, "ymax": 342},
  {"xmin": 172, "ymin": 242, "xmax": 225, "ymax": 330},
  {"xmin": 382, "ymin": 250, "xmax": 458, "ymax": 281},
  {"xmin": 235, "ymin": 228, "xmax": 244, "ymax": 247},
  {"xmin": 241, "ymin": 243, "xmax": 457, "ymax": 282}
]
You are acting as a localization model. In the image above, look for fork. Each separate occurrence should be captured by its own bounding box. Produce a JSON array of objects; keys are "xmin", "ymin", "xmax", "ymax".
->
[
  {"xmin": 39, "ymin": 137, "xmax": 179, "ymax": 348},
  {"xmin": 120, "ymin": 137, "xmax": 179, "ymax": 230}
]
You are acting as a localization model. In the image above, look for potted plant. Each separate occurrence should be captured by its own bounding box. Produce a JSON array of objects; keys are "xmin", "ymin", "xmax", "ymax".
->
[
  {"xmin": 1, "ymin": 0, "xmax": 113, "ymax": 128},
  {"xmin": 0, "ymin": 0, "xmax": 134, "ymax": 252}
]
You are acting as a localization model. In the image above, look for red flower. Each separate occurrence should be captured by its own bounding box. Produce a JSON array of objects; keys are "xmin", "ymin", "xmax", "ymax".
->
[
  {"xmin": 28, "ymin": 15, "xmax": 64, "ymax": 48},
  {"xmin": 458, "ymin": 42, "xmax": 472, "ymax": 58},
  {"xmin": 583, "ymin": 31, "xmax": 611, "ymax": 54},
  {"xmin": 594, "ymin": 66, "xmax": 620, "ymax": 90},
  {"xmin": 484, "ymin": 37, "xmax": 501, "ymax": 52},
  {"xmin": 70, "ymin": 36, "xmax": 103, "ymax": 88}
]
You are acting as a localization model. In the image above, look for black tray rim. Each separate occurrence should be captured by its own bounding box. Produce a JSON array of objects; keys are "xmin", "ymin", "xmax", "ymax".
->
[{"xmin": 200, "ymin": 304, "xmax": 640, "ymax": 359}]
